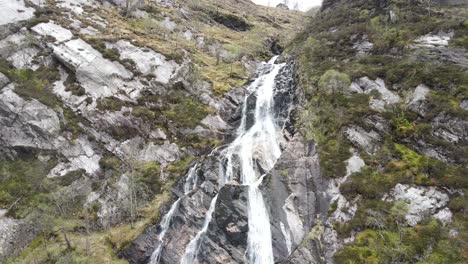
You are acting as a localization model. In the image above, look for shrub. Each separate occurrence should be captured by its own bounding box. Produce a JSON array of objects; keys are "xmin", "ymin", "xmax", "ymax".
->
[
  {"xmin": 0, "ymin": 59, "xmax": 60, "ymax": 107},
  {"xmin": 162, "ymin": 91, "xmax": 212, "ymax": 128},
  {"xmin": 318, "ymin": 70, "xmax": 351, "ymax": 94},
  {"xmin": 0, "ymin": 154, "xmax": 57, "ymax": 218},
  {"xmin": 96, "ymin": 97, "xmax": 127, "ymax": 112},
  {"xmin": 99, "ymin": 156, "xmax": 121, "ymax": 171},
  {"xmin": 135, "ymin": 161, "xmax": 162, "ymax": 194},
  {"xmin": 391, "ymin": 115, "xmax": 415, "ymax": 138}
]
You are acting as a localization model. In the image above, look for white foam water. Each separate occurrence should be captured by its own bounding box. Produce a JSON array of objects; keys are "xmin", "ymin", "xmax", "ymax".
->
[
  {"xmin": 220, "ymin": 56, "xmax": 285, "ymax": 264},
  {"xmin": 149, "ymin": 165, "xmax": 199, "ymax": 264},
  {"xmin": 180, "ymin": 194, "xmax": 219, "ymax": 264},
  {"xmin": 178, "ymin": 56, "xmax": 285, "ymax": 264},
  {"xmin": 149, "ymin": 197, "xmax": 182, "ymax": 264}
]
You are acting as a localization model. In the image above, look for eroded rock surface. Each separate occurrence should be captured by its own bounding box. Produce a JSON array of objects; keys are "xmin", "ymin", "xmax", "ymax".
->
[
  {"xmin": 385, "ymin": 184, "xmax": 451, "ymax": 226},
  {"xmin": 0, "ymin": 86, "xmax": 60, "ymax": 150}
]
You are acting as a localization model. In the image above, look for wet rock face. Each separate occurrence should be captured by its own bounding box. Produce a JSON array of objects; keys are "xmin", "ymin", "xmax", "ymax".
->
[
  {"xmin": 123, "ymin": 59, "xmax": 301, "ymax": 263},
  {"xmin": 265, "ymin": 37, "xmax": 284, "ymax": 55},
  {"xmin": 263, "ymin": 135, "xmax": 330, "ymax": 263},
  {"xmin": 274, "ymin": 61, "xmax": 297, "ymax": 128},
  {"xmin": 199, "ymin": 185, "xmax": 249, "ymax": 263},
  {"xmin": 213, "ymin": 185, "xmax": 249, "ymax": 247}
]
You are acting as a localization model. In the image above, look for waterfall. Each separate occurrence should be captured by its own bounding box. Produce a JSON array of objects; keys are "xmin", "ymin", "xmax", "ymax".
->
[
  {"xmin": 180, "ymin": 194, "xmax": 219, "ymax": 264},
  {"xmin": 156, "ymin": 56, "xmax": 286, "ymax": 264},
  {"xmin": 184, "ymin": 165, "xmax": 199, "ymax": 194},
  {"xmin": 149, "ymin": 165, "xmax": 199, "ymax": 264},
  {"xmin": 149, "ymin": 198, "xmax": 182, "ymax": 264},
  {"xmin": 221, "ymin": 56, "xmax": 285, "ymax": 264}
]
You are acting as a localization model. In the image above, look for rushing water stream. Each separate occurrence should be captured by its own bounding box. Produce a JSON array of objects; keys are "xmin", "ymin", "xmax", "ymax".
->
[
  {"xmin": 149, "ymin": 166, "xmax": 199, "ymax": 264},
  {"xmin": 180, "ymin": 194, "xmax": 219, "ymax": 264},
  {"xmin": 220, "ymin": 56, "xmax": 284, "ymax": 263},
  {"xmin": 150, "ymin": 57, "xmax": 286, "ymax": 264}
]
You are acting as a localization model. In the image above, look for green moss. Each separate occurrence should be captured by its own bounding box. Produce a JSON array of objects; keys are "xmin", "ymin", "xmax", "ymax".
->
[
  {"xmin": 133, "ymin": 106, "xmax": 156, "ymax": 120},
  {"xmin": 135, "ymin": 161, "xmax": 162, "ymax": 194},
  {"xmin": 393, "ymin": 143, "xmax": 468, "ymax": 188},
  {"xmin": 319, "ymin": 139, "xmax": 351, "ymax": 179},
  {"xmin": 448, "ymin": 196, "xmax": 466, "ymax": 212},
  {"xmin": 99, "ymin": 155, "xmax": 121, "ymax": 172},
  {"xmin": 341, "ymin": 141, "xmax": 467, "ymax": 201},
  {"xmin": 335, "ymin": 218, "xmax": 460, "ymax": 264},
  {"xmin": 87, "ymin": 39, "xmax": 121, "ymax": 62},
  {"xmin": 391, "ymin": 115, "xmax": 415, "ymax": 138},
  {"xmin": 425, "ymin": 90, "xmax": 468, "ymax": 119},
  {"xmin": 300, "ymin": 223, "xmax": 324, "ymax": 248},
  {"xmin": 298, "ymin": 92, "xmax": 370, "ymax": 178},
  {"xmin": 280, "ymin": 169, "xmax": 289, "ymax": 177},
  {"xmin": 166, "ymin": 155, "xmax": 195, "ymax": 181},
  {"xmin": 177, "ymin": 133, "xmax": 220, "ymax": 151},
  {"xmin": 62, "ymin": 107, "xmax": 84, "ymax": 135},
  {"xmin": 328, "ymin": 199, "xmax": 338, "ymax": 214},
  {"xmin": 450, "ymin": 19, "xmax": 468, "ymax": 49},
  {"xmin": 162, "ymin": 91, "xmax": 213, "ymax": 128}
]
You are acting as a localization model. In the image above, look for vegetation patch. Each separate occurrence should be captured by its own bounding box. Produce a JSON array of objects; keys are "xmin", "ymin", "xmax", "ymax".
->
[
  {"xmin": 0, "ymin": 58, "xmax": 60, "ymax": 108},
  {"xmin": 0, "ymin": 153, "xmax": 58, "ymax": 218}
]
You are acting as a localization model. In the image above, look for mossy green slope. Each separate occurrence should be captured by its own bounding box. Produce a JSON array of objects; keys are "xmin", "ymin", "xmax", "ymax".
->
[{"xmin": 289, "ymin": 0, "xmax": 467, "ymax": 262}]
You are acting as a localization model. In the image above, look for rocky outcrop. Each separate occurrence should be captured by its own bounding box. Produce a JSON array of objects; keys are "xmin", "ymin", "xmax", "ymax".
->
[
  {"xmin": 407, "ymin": 84, "xmax": 430, "ymax": 115},
  {"xmin": 385, "ymin": 184, "xmax": 451, "ymax": 226},
  {"xmin": 0, "ymin": 86, "xmax": 60, "ymax": 151},
  {"xmin": 344, "ymin": 126, "xmax": 381, "ymax": 154},
  {"xmin": 412, "ymin": 32, "xmax": 468, "ymax": 68},
  {"xmin": 0, "ymin": 0, "xmax": 34, "ymax": 38},
  {"xmin": 353, "ymin": 77, "xmax": 401, "ymax": 112},
  {"xmin": 105, "ymin": 40, "xmax": 181, "ymax": 83},
  {"xmin": 123, "ymin": 60, "xmax": 303, "ymax": 263},
  {"xmin": 431, "ymin": 113, "xmax": 467, "ymax": 144},
  {"xmin": 0, "ymin": 211, "xmax": 35, "ymax": 262},
  {"xmin": 264, "ymin": 135, "xmax": 330, "ymax": 264}
]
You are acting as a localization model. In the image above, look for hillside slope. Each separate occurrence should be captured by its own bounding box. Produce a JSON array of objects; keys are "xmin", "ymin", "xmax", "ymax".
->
[
  {"xmin": 0, "ymin": 0, "xmax": 467, "ymax": 263},
  {"xmin": 288, "ymin": 0, "xmax": 467, "ymax": 263},
  {"xmin": 0, "ymin": 0, "xmax": 302, "ymax": 262}
]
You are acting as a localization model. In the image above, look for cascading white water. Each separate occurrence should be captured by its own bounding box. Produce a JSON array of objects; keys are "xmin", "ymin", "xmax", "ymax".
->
[
  {"xmin": 221, "ymin": 57, "xmax": 285, "ymax": 264},
  {"xmin": 184, "ymin": 165, "xmax": 198, "ymax": 194},
  {"xmin": 149, "ymin": 165, "xmax": 199, "ymax": 264},
  {"xmin": 177, "ymin": 56, "xmax": 285, "ymax": 264},
  {"xmin": 180, "ymin": 194, "xmax": 219, "ymax": 264},
  {"xmin": 149, "ymin": 198, "xmax": 182, "ymax": 264}
]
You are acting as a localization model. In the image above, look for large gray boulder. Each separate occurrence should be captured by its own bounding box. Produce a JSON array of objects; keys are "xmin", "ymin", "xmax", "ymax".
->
[
  {"xmin": 0, "ymin": 0, "xmax": 35, "ymax": 39},
  {"xmin": 0, "ymin": 86, "xmax": 60, "ymax": 150},
  {"xmin": 105, "ymin": 40, "xmax": 181, "ymax": 83},
  {"xmin": 385, "ymin": 184, "xmax": 451, "ymax": 226}
]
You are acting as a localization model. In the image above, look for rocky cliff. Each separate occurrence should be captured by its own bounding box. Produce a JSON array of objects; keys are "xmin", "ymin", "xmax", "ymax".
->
[
  {"xmin": 0, "ymin": 0, "xmax": 467, "ymax": 263},
  {"xmin": 291, "ymin": 0, "xmax": 467, "ymax": 263},
  {"xmin": 0, "ymin": 0, "xmax": 302, "ymax": 262}
]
